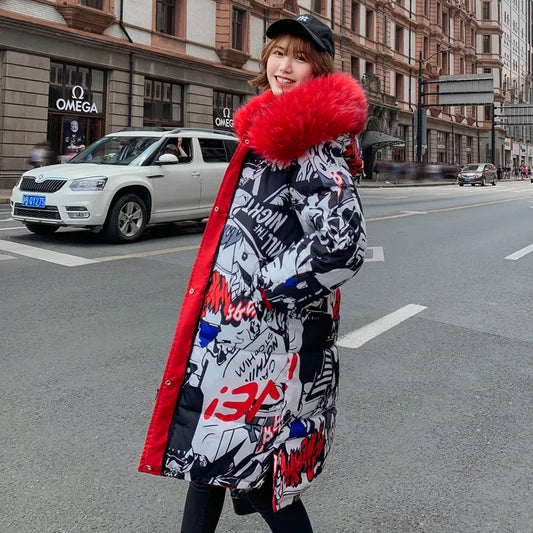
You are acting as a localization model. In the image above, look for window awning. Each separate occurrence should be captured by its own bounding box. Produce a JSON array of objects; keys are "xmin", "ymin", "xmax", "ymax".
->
[{"xmin": 361, "ymin": 130, "xmax": 405, "ymax": 150}]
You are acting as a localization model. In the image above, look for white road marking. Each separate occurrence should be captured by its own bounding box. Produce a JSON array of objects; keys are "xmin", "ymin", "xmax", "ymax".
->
[
  {"xmin": 0, "ymin": 226, "xmax": 26, "ymax": 231},
  {"xmin": 0, "ymin": 252, "xmax": 15, "ymax": 261},
  {"xmin": 505, "ymin": 243, "xmax": 533, "ymax": 260},
  {"xmin": 365, "ymin": 246, "xmax": 384, "ymax": 262},
  {"xmin": 338, "ymin": 304, "xmax": 427, "ymax": 349},
  {"xmin": 0, "ymin": 240, "xmax": 97, "ymax": 266},
  {"xmin": 400, "ymin": 210, "xmax": 427, "ymax": 215}
]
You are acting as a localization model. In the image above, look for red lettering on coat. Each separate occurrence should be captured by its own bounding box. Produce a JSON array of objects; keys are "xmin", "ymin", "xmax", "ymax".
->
[{"xmin": 276, "ymin": 428, "xmax": 325, "ymax": 487}]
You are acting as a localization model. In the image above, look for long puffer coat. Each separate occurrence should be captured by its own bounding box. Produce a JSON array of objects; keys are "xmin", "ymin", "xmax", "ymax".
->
[{"xmin": 139, "ymin": 73, "xmax": 368, "ymax": 511}]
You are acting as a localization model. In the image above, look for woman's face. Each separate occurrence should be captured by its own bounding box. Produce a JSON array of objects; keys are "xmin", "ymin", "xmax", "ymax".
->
[{"xmin": 266, "ymin": 36, "xmax": 314, "ymax": 96}]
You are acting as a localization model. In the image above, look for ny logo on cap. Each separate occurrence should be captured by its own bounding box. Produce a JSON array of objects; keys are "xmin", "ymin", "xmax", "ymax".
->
[{"xmin": 296, "ymin": 15, "xmax": 309, "ymax": 22}]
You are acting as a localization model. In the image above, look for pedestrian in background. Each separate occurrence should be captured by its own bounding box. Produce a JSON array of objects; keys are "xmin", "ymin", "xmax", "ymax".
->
[
  {"xmin": 138, "ymin": 14, "xmax": 368, "ymax": 533},
  {"xmin": 29, "ymin": 142, "xmax": 46, "ymax": 168}
]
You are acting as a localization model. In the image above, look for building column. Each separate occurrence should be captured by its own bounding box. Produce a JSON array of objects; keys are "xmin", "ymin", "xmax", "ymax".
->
[
  {"xmin": 106, "ymin": 69, "xmax": 144, "ymax": 131},
  {"xmin": 185, "ymin": 85, "xmax": 214, "ymax": 129},
  {"xmin": 0, "ymin": 51, "xmax": 49, "ymax": 188}
]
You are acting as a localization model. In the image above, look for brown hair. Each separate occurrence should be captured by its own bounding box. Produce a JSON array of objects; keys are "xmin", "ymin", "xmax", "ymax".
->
[{"xmin": 249, "ymin": 34, "xmax": 334, "ymax": 90}]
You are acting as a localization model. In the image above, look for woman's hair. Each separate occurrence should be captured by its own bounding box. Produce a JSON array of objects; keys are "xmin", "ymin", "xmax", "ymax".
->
[{"xmin": 249, "ymin": 34, "xmax": 334, "ymax": 90}]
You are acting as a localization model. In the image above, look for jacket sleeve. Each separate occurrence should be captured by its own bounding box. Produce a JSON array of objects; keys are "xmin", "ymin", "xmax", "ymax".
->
[{"xmin": 256, "ymin": 140, "xmax": 366, "ymax": 311}]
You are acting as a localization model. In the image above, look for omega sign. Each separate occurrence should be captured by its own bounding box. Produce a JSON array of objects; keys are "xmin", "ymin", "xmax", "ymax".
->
[
  {"xmin": 214, "ymin": 107, "xmax": 233, "ymax": 129},
  {"xmin": 56, "ymin": 85, "xmax": 99, "ymax": 114}
]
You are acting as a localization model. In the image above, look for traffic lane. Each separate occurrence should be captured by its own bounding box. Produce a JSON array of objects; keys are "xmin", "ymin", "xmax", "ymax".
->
[
  {"xmin": 331, "ymin": 315, "xmax": 532, "ymax": 533},
  {"xmin": 2, "ymin": 265, "xmax": 530, "ymax": 532},
  {"xmin": 0, "ymin": 251, "xmax": 271, "ymax": 533},
  {"xmin": 0, "ymin": 219, "xmax": 207, "ymax": 260},
  {"xmin": 359, "ymin": 182, "xmax": 532, "ymax": 220},
  {"xmin": 353, "ymin": 197, "xmax": 532, "ymax": 344}
]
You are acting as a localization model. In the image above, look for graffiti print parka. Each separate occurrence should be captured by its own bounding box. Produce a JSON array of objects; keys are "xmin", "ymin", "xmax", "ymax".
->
[{"xmin": 139, "ymin": 73, "xmax": 368, "ymax": 511}]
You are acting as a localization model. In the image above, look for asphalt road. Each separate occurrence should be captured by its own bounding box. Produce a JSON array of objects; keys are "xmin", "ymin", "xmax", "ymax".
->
[{"xmin": 1, "ymin": 182, "xmax": 532, "ymax": 533}]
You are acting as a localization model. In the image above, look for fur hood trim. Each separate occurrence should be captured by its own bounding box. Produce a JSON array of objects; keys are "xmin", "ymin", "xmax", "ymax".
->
[{"xmin": 233, "ymin": 73, "xmax": 368, "ymax": 166}]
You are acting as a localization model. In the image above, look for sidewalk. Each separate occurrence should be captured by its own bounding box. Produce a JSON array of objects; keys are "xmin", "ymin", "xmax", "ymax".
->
[{"xmin": 0, "ymin": 189, "xmax": 11, "ymax": 204}]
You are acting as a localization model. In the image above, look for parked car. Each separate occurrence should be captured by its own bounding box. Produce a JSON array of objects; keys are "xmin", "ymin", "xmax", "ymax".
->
[
  {"xmin": 457, "ymin": 163, "xmax": 497, "ymax": 186},
  {"xmin": 10, "ymin": 128, "xmax": 238, "ymax": 243}
]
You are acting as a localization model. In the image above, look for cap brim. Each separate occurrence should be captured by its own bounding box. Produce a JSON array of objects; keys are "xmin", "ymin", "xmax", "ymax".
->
[{"xmin": 266, "ymin": 19, "xmax": 327, "ymax": 53}]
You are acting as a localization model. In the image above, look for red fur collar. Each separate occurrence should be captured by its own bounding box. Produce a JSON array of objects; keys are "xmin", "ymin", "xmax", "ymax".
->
[{"xmin": 233, "ymin": 73, "xmax": 367, "ymax": 166}]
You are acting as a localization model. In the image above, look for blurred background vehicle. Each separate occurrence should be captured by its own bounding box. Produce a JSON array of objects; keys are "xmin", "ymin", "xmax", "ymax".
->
[{"xmin": 457, "ymin": 163, "xmax": 497, "ymax": 186}]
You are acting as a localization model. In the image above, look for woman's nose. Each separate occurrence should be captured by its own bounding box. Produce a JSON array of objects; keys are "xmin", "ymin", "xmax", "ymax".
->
[{"xmin": 279, "ymin": 57, "xmax": 292, "ymax": 72}]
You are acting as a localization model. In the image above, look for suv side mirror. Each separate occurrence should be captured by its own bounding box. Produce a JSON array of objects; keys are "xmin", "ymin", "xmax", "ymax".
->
[{"xmin": 157, "ymin": 153, "xmax": 178, "ymax": 165}]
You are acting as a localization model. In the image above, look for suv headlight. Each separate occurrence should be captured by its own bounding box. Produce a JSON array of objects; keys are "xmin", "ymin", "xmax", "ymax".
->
[{"xmin": 69, "ymin": 177, "xmax": 108, "ymax": 191}]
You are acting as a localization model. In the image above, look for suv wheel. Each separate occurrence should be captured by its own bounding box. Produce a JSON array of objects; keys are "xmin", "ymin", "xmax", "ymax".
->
[
  {"xmin": 24, "ymin": 222, "xmax": 59, "ymax": 235},
  {"xmin": 104, "ymin": 194, "xmax": 147, "ymax": 243}
]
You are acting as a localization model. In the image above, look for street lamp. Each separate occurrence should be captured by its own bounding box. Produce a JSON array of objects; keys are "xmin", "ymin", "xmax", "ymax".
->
[{"xmin": 416, "ymin": 48, "xmax": 449, "ymax": 162}]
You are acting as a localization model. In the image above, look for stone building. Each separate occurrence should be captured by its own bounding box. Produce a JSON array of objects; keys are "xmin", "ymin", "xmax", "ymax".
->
[{"xmin": 0, "ymin": 0, "xmax": 525, "ymax": 188}]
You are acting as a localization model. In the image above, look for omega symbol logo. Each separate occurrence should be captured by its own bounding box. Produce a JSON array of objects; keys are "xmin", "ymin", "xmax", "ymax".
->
[{"xmin": 71, "ymin": 85, "xmax": 85, "ymax": 100}]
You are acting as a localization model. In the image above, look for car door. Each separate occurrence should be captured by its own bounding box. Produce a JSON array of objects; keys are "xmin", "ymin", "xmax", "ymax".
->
[
  {"xmin": 197, "ymin": 138, "xmax": 237, "ymax": 210},
  {"xmin": 147, "ymin": 138, "xmax": 202, "ymax": 221}
]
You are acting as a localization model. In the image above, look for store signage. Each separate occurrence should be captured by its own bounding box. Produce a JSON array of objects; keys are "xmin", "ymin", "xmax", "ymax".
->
[
  {"xmin": 437, "ymin": 144, "xmax": 446, "ymax": 150},
  {"xmin": 56, "ymin": 85, "xmax": 99, "ymax": 114},
  {"xmin": 214, "ymin": 107, "xmax": 233, "ymax": 129}
]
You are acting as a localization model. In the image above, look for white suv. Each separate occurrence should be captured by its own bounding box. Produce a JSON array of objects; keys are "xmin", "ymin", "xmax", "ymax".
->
[{"xmin": 10, "ymin": 128, "xmax": 238, "ymax": 243}]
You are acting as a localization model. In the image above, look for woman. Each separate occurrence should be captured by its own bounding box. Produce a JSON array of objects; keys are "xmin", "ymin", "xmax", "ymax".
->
[{"xmin": 139, "ymin": 14, "xmax": 368, "ymax": 532}]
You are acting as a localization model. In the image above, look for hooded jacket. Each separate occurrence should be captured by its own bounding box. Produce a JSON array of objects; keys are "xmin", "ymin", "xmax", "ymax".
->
[{"xmin": 139, "ymin": 73, "xmax": 368, "ymax": 511}]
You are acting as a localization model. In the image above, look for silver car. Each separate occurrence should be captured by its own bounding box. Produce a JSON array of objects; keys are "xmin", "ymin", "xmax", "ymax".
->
[
  {"xmin": 11, "ymin": 128, "xmax": 238, "ymax": 243},
  {"xmin": 457, "ymin": 163, "xmax": 497, "ymax": 186}
]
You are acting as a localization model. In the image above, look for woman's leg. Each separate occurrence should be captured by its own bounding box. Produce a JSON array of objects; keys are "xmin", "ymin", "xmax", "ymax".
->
[
  {"xmin": 179, "ymin": 482, "xmax": 226, "ymax": 533},
  {"xmin": 244, "ymin": 478, "xmax": 313, "ymax": 533}
]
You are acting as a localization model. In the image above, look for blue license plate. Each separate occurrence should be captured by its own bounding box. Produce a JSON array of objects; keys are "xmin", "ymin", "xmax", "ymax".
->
[{"xmin": 22, "ymin": 194, "xmax": 46, "ymax": 208}]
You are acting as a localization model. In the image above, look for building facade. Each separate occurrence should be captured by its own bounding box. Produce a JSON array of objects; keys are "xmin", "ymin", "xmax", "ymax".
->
[{"xmin": 0, "ymin": 0, "xmax": 530, "ymax": 188}]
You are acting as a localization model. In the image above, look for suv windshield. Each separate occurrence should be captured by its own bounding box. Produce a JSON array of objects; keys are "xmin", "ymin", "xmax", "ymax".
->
[{"xmin": 70, "ymin": 136, "xmax": 160, "ymax": 165}]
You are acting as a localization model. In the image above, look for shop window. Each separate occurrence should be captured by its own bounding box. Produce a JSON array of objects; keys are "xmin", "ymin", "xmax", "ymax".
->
[
  {"xmin": 213, "ymin": 91, "xmax": 243, "ymax": 131},
  {"xmin": 48, "ymin": 62, "xmax": 105, "ymax": 158},
  {"xmin": 144, "ymin": 79, "xmax": 184, "ymax": 127}
]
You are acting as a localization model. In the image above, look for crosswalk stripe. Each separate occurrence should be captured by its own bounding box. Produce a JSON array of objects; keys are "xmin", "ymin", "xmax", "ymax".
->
[
  {"xmin": 0, "ymin": 240, "xmax": 97, "ymax": 266},
  {"xmin": 338, "ymin": 304, "xmax": 427, "ymax": 349}
]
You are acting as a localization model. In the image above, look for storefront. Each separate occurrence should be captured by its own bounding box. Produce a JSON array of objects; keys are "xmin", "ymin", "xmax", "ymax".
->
[
  {"xmin": 212, "ymin": 90, "xmax": 244, "ymax": 132},
  {"xmin": 47, "ymin": 62, "xmax": 106, "ymax": 162}
]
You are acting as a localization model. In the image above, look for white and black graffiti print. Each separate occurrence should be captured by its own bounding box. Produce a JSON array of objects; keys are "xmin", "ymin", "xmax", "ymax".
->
[{"xmin": 162, "ymin": 137, "xmax": 366, "ymax": 510}]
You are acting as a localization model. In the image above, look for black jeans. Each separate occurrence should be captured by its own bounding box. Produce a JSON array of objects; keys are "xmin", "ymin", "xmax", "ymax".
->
[{"xmin": 179, "ymin": 479, "xmax": 313, "ymax": 533}]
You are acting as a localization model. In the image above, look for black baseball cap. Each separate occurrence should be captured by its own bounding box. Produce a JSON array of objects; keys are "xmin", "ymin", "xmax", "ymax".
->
[{"xmin": 266, "ymin": 14, "xmax": 335, "ymax": 58}]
